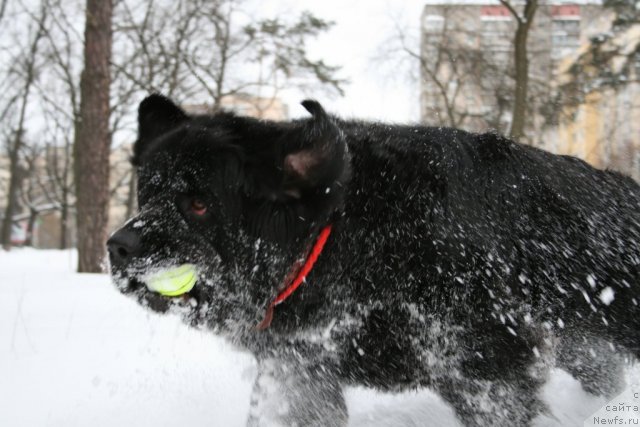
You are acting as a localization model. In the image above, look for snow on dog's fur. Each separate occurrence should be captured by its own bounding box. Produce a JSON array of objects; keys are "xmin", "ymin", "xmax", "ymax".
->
[{"xmin": 108, "ymin": 94, "xmax": 640, "ymax": 426}]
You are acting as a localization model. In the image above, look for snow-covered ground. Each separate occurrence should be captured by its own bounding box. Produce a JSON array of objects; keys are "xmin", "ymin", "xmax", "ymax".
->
[{"xmin": 0, "ymin": 249, "xmax": 636, "ymax": 426}]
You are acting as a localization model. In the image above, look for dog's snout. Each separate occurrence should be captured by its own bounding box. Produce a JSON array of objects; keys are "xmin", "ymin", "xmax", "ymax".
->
[{"xmin": 107, "ymin": 228, "xmax": 141, "ymax": 267}]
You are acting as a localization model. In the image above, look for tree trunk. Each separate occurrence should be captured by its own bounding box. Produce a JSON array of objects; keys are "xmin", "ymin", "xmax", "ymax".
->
[
  {"xmin": 507, "ymin": 0, "xmax": 537, "ymax": 141},
  {"xmin": 1, "ymin": 7, "xmax": 46, "ymax": 249},
  {"xmin": 510, "ymin": 25, "xmax": 530, "ymax": 140},
  {"xmin": 0, "ymin": 0, "xmax": 8, "ymax": 29},
  {"xmin": 24, "ymin": 208, "xmax": 38, "ymax": 247},
  {"xmin": 125, "ymin": 169, "xmax": 137, "ymax": 220},
  {"xmin": 1, "ymin": 132, "xmax": 23, "ymax": 249},
  {"xmin": 74, "ymin": 0, "xmax": 113, "ymax": 272},
  {"xmin": 60, "ymin": 198, "xmax": 69, "ymax": 250}
]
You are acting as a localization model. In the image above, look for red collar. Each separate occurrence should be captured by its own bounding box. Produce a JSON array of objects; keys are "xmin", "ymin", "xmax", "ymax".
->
[{"xmin": 256, "ymin": 225, "xmax": 333, "ymax": 330}]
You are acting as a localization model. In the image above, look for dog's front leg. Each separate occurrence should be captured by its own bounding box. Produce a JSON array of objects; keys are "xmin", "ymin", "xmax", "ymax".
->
[{"xmin": 246, "ymin": 357, "xmax": 347, "ymax": 427}]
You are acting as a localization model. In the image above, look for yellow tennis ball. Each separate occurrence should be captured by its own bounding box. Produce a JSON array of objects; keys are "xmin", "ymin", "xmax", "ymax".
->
[{"xmin": 143, "ymin": 264, "xmax": 198, "ymax": 296}]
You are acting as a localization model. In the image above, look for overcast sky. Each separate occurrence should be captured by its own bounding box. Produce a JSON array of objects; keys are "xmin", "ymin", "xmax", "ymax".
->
[
  {"xmin": 5, "ymin": 0, "xmax": 605, "ymax": 127},
  {"xmin": 267, "ymin": 0, "xmax": 603, "ymax": 123},
  {"xmin": 259, "ymin": 0, "xmax": 429, "ymax": 123}
]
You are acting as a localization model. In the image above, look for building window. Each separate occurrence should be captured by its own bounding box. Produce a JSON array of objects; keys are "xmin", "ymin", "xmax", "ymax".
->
[{"xmin": 424, "ymin": 15, "xmax": 445, "ymax": 32}]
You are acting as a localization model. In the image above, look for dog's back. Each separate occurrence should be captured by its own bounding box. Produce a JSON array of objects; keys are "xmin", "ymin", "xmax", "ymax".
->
[{"xmin": 300, "ymin": 121, "xmax": 639, "ymax": 423}]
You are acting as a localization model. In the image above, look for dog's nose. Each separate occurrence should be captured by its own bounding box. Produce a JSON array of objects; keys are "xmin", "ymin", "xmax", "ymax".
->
[{"xmin": 107, "ymin": 228, "xmax": 141, "ymax": 267}]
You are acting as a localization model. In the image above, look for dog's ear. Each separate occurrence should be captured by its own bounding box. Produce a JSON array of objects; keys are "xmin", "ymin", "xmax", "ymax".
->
[
  {"xmin": 244, "ymin": 100, "xmax": 348, "ymax": 243},
  {"xmin": 133, "ymin": 94, "xmax": 188, "ymax": 165},
  {"xmin": 279, "ymin": 100, "xmax": 348, "ymax": 198}
]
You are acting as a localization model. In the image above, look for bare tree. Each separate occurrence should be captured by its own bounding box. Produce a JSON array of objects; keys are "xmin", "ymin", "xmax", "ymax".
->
[
  {"xmin": 0, "ymin": 0, "xmax": 341, "ymax": 252},
  {"xmin": 0, "ymin": 0, "xmax": 8, "ymax": 29},
  {"xmin": 17, "ymin": 144, "xmax": 58, "ymax": 247},
  {"xmin": 605, "ymin": 0, "xmax": 640, "ymax": 28},
  {"xmin": 38, "ymin": 103, "xmax": 76, "ymax": 249},
  {"xmin": 36, "ymin": 0, "xmax": 84, "ymax": 249},
  {"xmin": 397, "ymin": 7, "xmax": 509, "ymax": 130},
  {"xmin": 500, "ymin": 0, "xmax": 538, "ymax": 140},
  {"xmin": 74, "ymin": 0, "xmax": 113, "ymax": 272},
  {"xmin": 1, "ymin": 2, "xmax": 47, "ymax": 249},
  {"xmin": 555, "ymin": 3, "xmax": 640, "ymax": 179},
  {"xmin": 112, "ymin": 0, "xmax": 344, "ymax": 110},
  {"xmin": 395, "ymin": 1, "xmax": 553, "ymax": 142}
]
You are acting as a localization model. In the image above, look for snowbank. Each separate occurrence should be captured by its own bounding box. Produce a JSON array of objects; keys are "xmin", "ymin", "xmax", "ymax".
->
[{"xmin": 0, "ymin": 249, "xmax": 634, "ymax": 426}]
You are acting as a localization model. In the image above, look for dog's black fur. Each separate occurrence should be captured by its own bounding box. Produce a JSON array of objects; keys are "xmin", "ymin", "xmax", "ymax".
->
[{"xmin": 108, "ymin": 94, "xmax": 640, "ymax": 426}]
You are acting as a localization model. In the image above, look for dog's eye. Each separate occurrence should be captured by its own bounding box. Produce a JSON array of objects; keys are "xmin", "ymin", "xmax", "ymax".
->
[{"xmin": 190, "ymin": 199, "xmax": 207, "ymax": 216}]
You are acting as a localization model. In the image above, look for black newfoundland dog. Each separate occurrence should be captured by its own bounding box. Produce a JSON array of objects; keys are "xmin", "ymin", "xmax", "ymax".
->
[{"xmin": 108, "ymin": 94, "xmax": 640, "ymax": 426}]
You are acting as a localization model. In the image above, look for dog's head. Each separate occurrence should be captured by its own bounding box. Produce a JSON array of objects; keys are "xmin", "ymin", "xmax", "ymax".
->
[{"xmin": 107, "ymin": 95, "xmax": 349, "ymax": 342}]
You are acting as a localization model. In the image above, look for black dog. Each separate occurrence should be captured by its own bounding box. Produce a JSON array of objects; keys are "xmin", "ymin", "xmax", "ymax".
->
[{"xmin": 108, "ymin": 94, "xmax": 640, "ymax": 426}]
